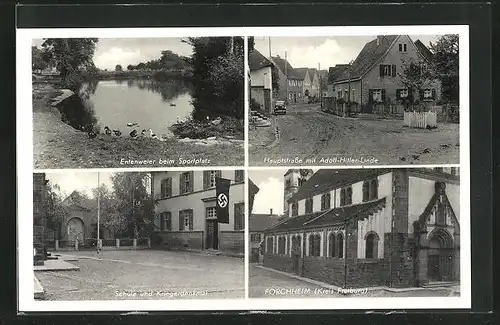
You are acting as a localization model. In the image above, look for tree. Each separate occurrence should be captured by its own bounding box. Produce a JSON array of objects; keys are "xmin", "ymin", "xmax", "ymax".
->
[
  {"xmin": 32, "ymin": 46, "xmax": 48, "ymax": 72},
  {"xmin": 430, "ymin": 34, "xmax": 459, "ymax": 103},
  {"xmin": 398, "ymin": 59, "xmax": 435, "ymax": 110},
  {"xmin": 44, "ymin": 183, "xmax": 69, "ymax": 239},
  {"xmin": 115, "ymin": 64, "xmax": 123, "ymax": 72},
  {"xmin": 126, "ymin": 64, "xmax": 135, "ymax": 71},
  {"xmin": 41, "ymin": 38, "xmax": 98, "ymax": 90}
]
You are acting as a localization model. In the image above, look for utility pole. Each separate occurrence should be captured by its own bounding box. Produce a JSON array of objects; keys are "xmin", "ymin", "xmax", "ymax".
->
[
  {"xmin": 268, "ymin": 37, "xmax": 271, "ymax": 58},
  {"xmin": 97, "ymin": 172, "xmax": 100, "ymax": 243},
  {"xmin": 318, "ymin": 62, "xmax": 322, "ymax": 109}
]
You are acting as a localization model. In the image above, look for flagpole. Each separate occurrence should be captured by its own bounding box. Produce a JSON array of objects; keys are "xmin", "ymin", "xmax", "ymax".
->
[{"xmin": 97, "ymin": 172, "xmax": 100, "ymax": 244}]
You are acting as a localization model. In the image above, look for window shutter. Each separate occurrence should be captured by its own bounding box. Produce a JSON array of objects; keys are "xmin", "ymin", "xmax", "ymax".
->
[
  {"xmin": 391, "ymin": 65, "xmax": 396, "ymax": 77},
  {"xmin": 203, "ymin": 171, "xmax": 209, "ymax": 190},
  {"xmin": 189, "ymin": 171, "xmax": 194, "ymax": 192},
  {"xmin": 166, "ymin": 212, "xmax": 171, "ymax": 231},
  {"xmin": 179, "ymin": 174, "xmax": 184, "ymax": 194},
  {"xmin": 189, "ymin": 210, "xmax": 193, "ymax": 230},
  {"xmin": 381, "ymin": 89, "xmax": 386, "ymax": 102},
  {"xmin": 432, "ymin": 89, "xmax": 436, "ymax": 99},
  {"xmin": 179, "ymin": 212, "xmax": 184, "ymax": 231},
  {"xmin": 368, "ymin": 89, "xmax": 374, "ymax": 103},
  {"xmin": 379, "ymin": 65, "xmax": 384, "ymax": 77},
  {"xmin": 419, "ymin": 89, "xmax": 424, "ymax": 100},
  {"xmin": 396, "ymin": 89, "xmax": 401, "ymax": 101}
]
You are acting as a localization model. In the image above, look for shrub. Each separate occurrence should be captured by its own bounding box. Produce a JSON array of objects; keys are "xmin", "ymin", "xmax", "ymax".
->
[{"xmin": 250, "ymin": 98, "xmax": 261, "ymax": 111}]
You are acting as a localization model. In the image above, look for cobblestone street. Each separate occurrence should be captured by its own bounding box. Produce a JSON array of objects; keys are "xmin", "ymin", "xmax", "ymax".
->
[
  {"xmin": 36, "ymin": 250, "xmax": 244, "ymax": 300},
  {"xmin": 249, "ymin": 103, "xmax": 459, "ymax": 166}
]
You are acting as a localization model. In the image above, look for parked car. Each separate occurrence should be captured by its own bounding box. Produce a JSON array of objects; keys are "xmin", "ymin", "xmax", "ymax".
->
[{"xmin": 273, "ymin": 100, "xmax": 286, "ymax": 115}]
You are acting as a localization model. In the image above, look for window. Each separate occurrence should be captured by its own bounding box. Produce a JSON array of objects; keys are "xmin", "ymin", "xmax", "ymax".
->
[
  {"xmin": 204, "ymin": 170, "xmax": 221, "ymax": 189},
  {"xmin": 305, "ymin": 198, "xmax": 313, "ymax": 214},
  {"xmin": 436, "ymin": 202, "xmax": 446, "ymax": 226},
  {"xmin": 251, "ymin": 233, "xmax": 261, "ymax": 243},
  {"xmin": 328, "ymin": 233, "xmax": 336, "ymax": 257},
  {"xmin": 234, "ymin": 202, "xmax": 245, "ymax": 230},
  {"xmin": 321, "ymin": 193, "xmax": 331, "ymax": 211},
  {"xmin": 160, "ymin": 178, "xmax": 172, "ymax": 198},
  {"xmin": 337, "ymin": 91, "xmax": 343, "ymax": 98},
  {"xmin": 291, "ymin": 235, "xmax": 302, "ymax": 255},
  {"xmin": 206, "ymin": 207, "xmax": 217, "ymax": 220},
  {"xmin": 179, "ymin": 209, "xmax": 193, "ymax": 231},
  {"xmin": 341, "ymin": 186, "xmax": 352, "ymax": 206},
  {"xmin": 372, "ymin": 89, "xmax": 382, "ymax": 102},
  {"xmin": 397, "ymin": 88, "xmax": 409, "ymax": 100},
  {"xmin": 298, "ymin": 178, "xmax": 306, "ymax": 186},
  {"xmin": 434, "ymin": 167, "xmax": 443, "ymax": 172},
  {"xmin": 285, "ymin": 179, "xmax": 291, "ymax": 188},
  {"xmin": 160, "ymin": 212, "xmax": 171, "ymax": 231},
  {"xmin": 379, "ymin": 64, "xmax": 396, "ymax": 77},
  {"xmin": 278, "ymin": 236, "xmax": 286, "ymax": 254},
  {"xmin": 370, "ymin": 179, "xmax": 378, "ymax": 200},
  {"xmin": 308, "ymin": 234, "xmax": 321, "ymax": 257},
  {"xmin": 346, "ymin": 187, "xmax": 353, "ymax": 205},
  {"xmin": 423, "ymin": 89, "xmax": 433, "ymax": 99},
  {"xmin": 267, "ymin": 237, "xmax": 274, "ymax": 253},
  {"xmin": 291, "ymin": 202, "xmax": 298, "ymax": 216},
  {"xmin": 337, "ymin": 233, "xmax": 344, "ymax": 258},
  {"xmin": 365, "ymin": 232, "xmax": 379, "ymax": 259},
  {"xmin": 451, "ymin": 167, "xmax": 459, "ymax": 176},
  {"xmin": 180, "ymin": 172, "xmax": 193, "ymax": 194},
  {"xmin": 234, "ymin": 170, "xmax": 244, "ymax": 183},
  {"xmin": 398, "ymin": 43, "xmax": 407, "ymax": 53}
]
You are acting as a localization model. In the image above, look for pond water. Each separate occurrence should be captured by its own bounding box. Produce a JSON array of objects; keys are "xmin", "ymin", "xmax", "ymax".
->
[{"xmin": 75, "ymin": 79, "xmax": 194, "ymax": 138}]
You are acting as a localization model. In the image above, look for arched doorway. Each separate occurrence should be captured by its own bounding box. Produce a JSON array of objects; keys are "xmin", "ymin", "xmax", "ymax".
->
[
  {"xmin": 67, "ymin": 217, "xmax": 84, "ymax": 244},
  {"xmin": 427, "ymin": 229, "xmax": 454, "ymax": 282}
]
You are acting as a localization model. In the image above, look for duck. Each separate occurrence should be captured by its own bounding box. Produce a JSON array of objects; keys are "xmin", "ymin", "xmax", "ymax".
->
[
  {"xmin": 113, "ymin": 129, "xmax": 121, "ymax": 136},
  {"xmin": 211, "ymin": 117, "xmax": 222, "ymax": 125},
  {"xmin": 130, "ymin": 130, "xmax": 138, "ymax": 138},
  {"xmin": 88, "ymin": 131, "xmax": 97, "ymax": 139},
  {"xmin": 170, "ymin": 103, "xmax": 176, "ymax": 107},
  {"xmin": 141, "ymin": 129, "xmax": 147, "ymax": 137},
  {"xmin": 104, "ymin": 126, "xmax": 112, "ymax": 135},
  {"xmin": 127, "ymin": 122, "xmax": 139, "ymax": 127},
  {"xmin": 149, "ymin": 128, "xmax": 159, "ymax": 139}
]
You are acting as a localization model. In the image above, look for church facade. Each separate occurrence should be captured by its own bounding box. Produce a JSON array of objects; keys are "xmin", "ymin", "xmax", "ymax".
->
[{"xmin": 263, "ymin": 167, "xmax": 460, "ymax": 288}]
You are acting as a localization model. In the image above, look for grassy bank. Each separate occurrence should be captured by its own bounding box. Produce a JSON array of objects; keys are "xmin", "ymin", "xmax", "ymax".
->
[
  {"xmin": 32, "ymin": 84, "xmax": 244, "ymax": 168},
  {"xmin": 170, "ymin": 116, "xmax": 244, "ymax": 140}
]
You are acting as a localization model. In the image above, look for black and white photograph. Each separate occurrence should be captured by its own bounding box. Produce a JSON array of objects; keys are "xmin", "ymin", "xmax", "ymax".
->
[
  {"xmin": 248, "ymin": 34, "xmax": 461, "ymax": 166},
  {"xmin": 248, "ymin": 168, "xmax": 461, "ymax": 298},
  {"xmin": 31, "ymin": 36, "xmax": 245, "ymax": 169},
  {"xmin": 32, "ymin": 170, "xmax": 245, "ymax": 301}
]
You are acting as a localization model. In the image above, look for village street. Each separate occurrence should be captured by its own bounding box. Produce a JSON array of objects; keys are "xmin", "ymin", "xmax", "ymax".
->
[
  {"xmin": 249, "ymin": 103, "xmax": 459, "ymax": 166},
  {"xmin": 36, "ymin": 250, "xmax": 244, "ymax": 300},
  {"xmin": 249, "ymin": 265, "xmax": 458, "ymax": 298}
]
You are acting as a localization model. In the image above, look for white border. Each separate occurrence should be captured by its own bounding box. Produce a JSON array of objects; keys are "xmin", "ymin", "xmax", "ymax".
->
[{"xmin": 17, "ymin": 25, "xmax": 470, "ymax": 312}]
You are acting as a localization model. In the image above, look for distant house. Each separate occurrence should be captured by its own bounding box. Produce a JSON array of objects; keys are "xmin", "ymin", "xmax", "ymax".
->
[
  {"xmin": 270, "ymin": 55, "xmax": 303, "ymax": 103},
  {"xmin": 295, "ymin": 68, "xmax": 312, "ymax": 99},
  {"xmin": 331, "ymin": 35, "xmax": 441, "ymax": 114},
  {"xmin": 249, "ymin": 49, "xmax": 274, "ymax": 113},
  {"xmin": 249, "ymin": 211, "xmax": 284, "ymax": 263}
]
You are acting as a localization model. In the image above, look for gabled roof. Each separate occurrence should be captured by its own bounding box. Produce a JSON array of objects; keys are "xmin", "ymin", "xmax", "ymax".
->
[
  {"xmin": 288, "ymin": 169, "xmax": 390, "ymax": 203},
  {"xmin": 265, "ymin": 211, "xmax": 324, "ymax": 232},
  {"xmin": 295, "ymin": 68, "xmax": 310, "ymax": 80},
  {"xmin": 271, "ymin": 56, "xmax": 302, "ymax": 79},
  {"xmin": 414, "ymin": 39, "xmax": 434, "ymax": 63},
  {"xmin": 328, "ymin": 64, "xmax": 350, "ymax": 82},
  {"xmin": 249, "ymin": 49, "xmax": 273, "ymax": 71},
  {"xmin": 335, "ymin": 35, "xmax": 399, "ymax": 83},
  {"xmin": 250, "ymin": 214, "xmax": 284, "ymax": 232}
]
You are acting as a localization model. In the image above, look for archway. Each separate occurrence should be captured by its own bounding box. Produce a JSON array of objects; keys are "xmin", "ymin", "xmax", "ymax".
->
[
  {"xmin": 67, "ymin": 217, "xmax": 84, "ymax": 243},
  {"xmin": 427, "ymin": 228, "xmax": 454, "ymax": 282}
]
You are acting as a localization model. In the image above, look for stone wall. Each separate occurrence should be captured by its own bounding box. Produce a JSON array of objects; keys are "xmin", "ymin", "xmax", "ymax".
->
[
  {"xmin": 219, "ymin": 231, "xmax": 244, "ymax": 254},
  {"xmin": 156, "ymin": 231, "xmax": 203, "ymax": 250}
]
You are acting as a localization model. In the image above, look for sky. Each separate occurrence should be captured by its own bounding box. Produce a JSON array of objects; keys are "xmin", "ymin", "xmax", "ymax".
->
[
  {"xmin": 249, "ymin": 169, "xmax": 319, "ymax": 216},
  {"xmin": 32, "ymin": 38, "xmax": 193, "ymax": 71},
  {"xmin": 45, "ymin": 171, "xmax": 114, "ymax": 199},
  {"xmin": 254, "ymin": 35, "xmax": 442, "ymax": 70}
]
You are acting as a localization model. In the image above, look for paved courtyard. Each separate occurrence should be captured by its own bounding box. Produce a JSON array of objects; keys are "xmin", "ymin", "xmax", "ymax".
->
[
  {"xmin": 36, "ymin": 250, "xmax": 244, "ymax": 300},
  {"xmin": 249, "ymin": 265, "xmax": 458, "ymax": 298}
]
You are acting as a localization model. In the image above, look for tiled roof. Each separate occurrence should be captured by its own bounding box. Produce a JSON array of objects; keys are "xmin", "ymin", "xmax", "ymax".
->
[
  {"xmin": 249, "ymin": 49, "xmax": 273, "ymax": 71},
  {"xmin": 335, "ymin": 35, "xmax": 399, "ymax": 83},
  {"xmin": 248, "ymin": 178, "xmax": 260, "ymax": 195},
  {"xmin": 414, "ymin": 39, "xmax": 434, "ymax": 63},
  {"xmin": 250, "ymin": 214, "xmax": 284, "ymax": 232},
  {"xmin": 266, "ymin": 198, "xmax": 386, "ymax": 232},
  {"xmin": 295, "ymin": 68, "xmax": 309, "ymax": 80},
  {"xmin": 288, "ymin": 168, "xmax": 390, "ymax": 203},
  {"xmin": 271, "ymin": 56, "xmax": 302, "ymax": 79},
  {"xmin": 328, "ymin": 64, "xmax": 350, "ymax": 82}
]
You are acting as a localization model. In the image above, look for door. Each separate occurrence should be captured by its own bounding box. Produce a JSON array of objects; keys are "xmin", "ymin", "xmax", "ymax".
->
[
  {"xmin": 428, "ymin": 254, "xmax": 441, "ymax": 281},
  {"xmin": 67, "ymin": 217, "xmax": 84, "ymax": 244},
  {"xmin": 264, "ymin": 89, "xmax": 271, "ymax": 113},
  {"xmin": 206, "ymin": 219, "xmax": 218, "ymax": 250}
]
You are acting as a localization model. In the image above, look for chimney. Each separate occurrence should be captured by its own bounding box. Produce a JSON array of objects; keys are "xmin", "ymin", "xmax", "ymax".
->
[
  {"xmin": 376, "ymin": 35, "xmax": 384, "ymax": 46},
  {"xmin": 270, "ymin": 208, "xmax": 273, "ymax": 215}
]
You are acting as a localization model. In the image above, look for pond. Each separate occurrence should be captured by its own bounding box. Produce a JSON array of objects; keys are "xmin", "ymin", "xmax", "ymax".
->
[{"xmin": 67, "ymin": 79, "xmax": 194, "ymax": 138}]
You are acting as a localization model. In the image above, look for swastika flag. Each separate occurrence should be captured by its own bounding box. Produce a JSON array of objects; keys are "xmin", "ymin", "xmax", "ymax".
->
[{"xmin": 216, "ymin": 177, "xmax": 231, "ymax": 224}]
